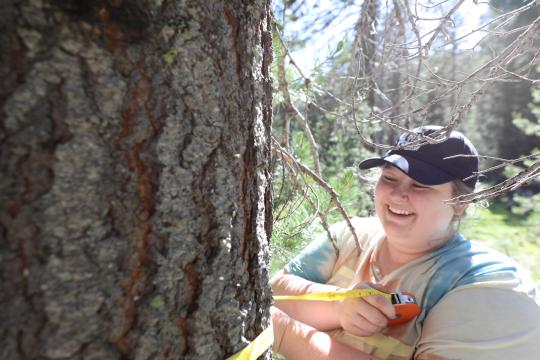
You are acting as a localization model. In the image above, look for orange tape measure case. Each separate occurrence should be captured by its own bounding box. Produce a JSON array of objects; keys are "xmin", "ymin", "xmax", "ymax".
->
[{"xmin": 388, "ymin": 291, "xmax": 420, "ymax": 326}]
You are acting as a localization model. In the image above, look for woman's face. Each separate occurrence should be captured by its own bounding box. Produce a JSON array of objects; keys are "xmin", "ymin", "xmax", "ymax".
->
[{"xmin": 375, "ymin": 165, "xmax": 460, "ymax": 254}]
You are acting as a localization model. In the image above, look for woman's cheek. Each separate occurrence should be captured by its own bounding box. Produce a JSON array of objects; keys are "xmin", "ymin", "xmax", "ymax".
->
[{"xmin": 426, "ymin": 205, "xmax": 455, "ymax": 235}]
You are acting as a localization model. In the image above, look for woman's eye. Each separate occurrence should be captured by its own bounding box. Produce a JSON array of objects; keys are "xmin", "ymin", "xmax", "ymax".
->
[
  {"xmin": 413, "ymin": 184, "xmax": 429, "ymax": 190},
  {"xmin": 383, "ymin": 175, "xmax": 395, "ymax": 182}
]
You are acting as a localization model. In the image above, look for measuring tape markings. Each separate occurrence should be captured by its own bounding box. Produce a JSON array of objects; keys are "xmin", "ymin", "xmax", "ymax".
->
[{"xmin": 273, "ymin": 288, "xmax": 391, "ymax": 302}]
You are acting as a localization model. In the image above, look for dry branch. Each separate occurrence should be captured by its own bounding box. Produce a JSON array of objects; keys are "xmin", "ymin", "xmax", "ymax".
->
[
  {"xmin": 272, "ymin": 138, "xmax": 363, "ymax": 254},
  {"xmin": 272, "ymin": 19, "xmax": 322, "ymax": 175}
]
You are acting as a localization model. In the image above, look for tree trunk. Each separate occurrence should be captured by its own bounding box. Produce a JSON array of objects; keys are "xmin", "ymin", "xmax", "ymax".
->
[
  {"xmin": 0, "ymin": 1, "xmax": 273, "ymax": 359},
  {"xmin": 353, "ymin": 0, "xmax": 379, "ymax": 110}
]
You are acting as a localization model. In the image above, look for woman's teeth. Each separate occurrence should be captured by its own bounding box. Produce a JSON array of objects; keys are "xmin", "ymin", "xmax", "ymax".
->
[{"xmin": 388, "ymin": 206, "xmax": 414, "ymax": 216}]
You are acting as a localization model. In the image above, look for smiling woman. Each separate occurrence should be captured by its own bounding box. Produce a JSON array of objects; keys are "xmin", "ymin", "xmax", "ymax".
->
[
  {"xmin": 375, "ymin": 166, "xmax": 460, "ymax": 259},
  {"xmin": 269, "ymin": 125, "xmax": 540, "ymax": 360}
]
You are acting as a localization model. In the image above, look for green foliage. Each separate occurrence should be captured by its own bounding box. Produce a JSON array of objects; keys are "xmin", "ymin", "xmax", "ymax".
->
[
  {"xmin": 271, "ymin": 131, "xmax": 374, "ymax": 274},
  {"xmin": 461, "ymin": 82, "xmax": 540, "ymax": 284},
  {"xmin": 269, "ymin": 0, "xmax": 540, "ymax": 285},
  {"xmin": 463, "ymin": 84, "xmax": 540, "ymax": 283},
  {"xmin": 506, "ymin": 84, "xmax": 540, "ymax": 216},
  {"xmin": 513, "ymin": 115, "xmax": 540, "ymax": 137},
  {"xmin": 270, "ymin": 7, "xmax": 380, "ymax": 275},
  {"xmin": 461, "ymin": 206, "xmax": 540, "ymax": 284}
]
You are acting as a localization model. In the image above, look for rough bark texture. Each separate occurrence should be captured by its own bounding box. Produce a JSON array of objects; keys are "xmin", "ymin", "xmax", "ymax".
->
[{"xmin": 0, "ymin": 1, "xmax": 273, "ymax": 359}]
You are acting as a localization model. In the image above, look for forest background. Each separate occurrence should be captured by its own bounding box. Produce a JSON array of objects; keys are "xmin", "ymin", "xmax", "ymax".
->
[
  {"xmin": 269, "ymin": 0, "xmax": 540, "ymax": 284},
  {"xmin": 1, "ymin": 1, "xmax": 539, "ymax": 359}
]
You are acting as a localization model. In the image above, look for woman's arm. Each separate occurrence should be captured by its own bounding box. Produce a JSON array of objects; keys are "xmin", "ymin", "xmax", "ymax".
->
[
  {"xmin": 272, "ymin": 219, "xmax": 395, "ymax": 337},
  {"xmin": 270, "ymin": 270, "xmax": 396, "ymax": 336},
  {"xmin": 272, "ymin": 306, "xmax": 383, "ymax": 360},
  {"xmin": 415, "ymin": 286, "xmax": 540, "ymax": 359},
  {"xmin": 270, "ymin": 270, "xmax": 343, "ymax": 330}
]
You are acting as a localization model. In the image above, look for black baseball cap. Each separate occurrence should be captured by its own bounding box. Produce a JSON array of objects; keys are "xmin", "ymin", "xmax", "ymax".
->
[{"xmin": 359, "ymin": 125, "xmax": 479, "ymax": 188}]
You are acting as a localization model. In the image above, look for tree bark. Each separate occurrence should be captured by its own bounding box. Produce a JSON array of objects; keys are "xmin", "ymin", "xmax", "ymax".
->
[{"xmin": 0, "ymin": 1, "xmax": 273, "ymax": 359}]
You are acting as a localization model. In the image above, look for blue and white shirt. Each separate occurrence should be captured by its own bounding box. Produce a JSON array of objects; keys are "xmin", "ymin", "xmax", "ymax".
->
[{"xmin": 285, "ymin": 217, "xmax": 540, "ymax": 359}]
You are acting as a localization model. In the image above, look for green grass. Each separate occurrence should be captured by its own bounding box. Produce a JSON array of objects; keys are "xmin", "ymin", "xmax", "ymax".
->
[{"xmin": 461, "ymin": 206, "xmax": 540, "ymax": 284}]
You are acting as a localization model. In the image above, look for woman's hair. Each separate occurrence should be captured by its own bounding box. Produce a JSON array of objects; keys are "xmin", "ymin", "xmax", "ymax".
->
[
  {"xmin": 450, "ymin": 179, "xmax": 474, "ymax": 198},
  {"xmin": 450, "ymin": 180, "xmax": 475, "ymax": 224}
]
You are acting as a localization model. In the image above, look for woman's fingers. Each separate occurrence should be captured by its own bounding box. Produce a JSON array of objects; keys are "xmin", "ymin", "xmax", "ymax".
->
[
  {"xmin": 338, "ymin": 283, "xmax": 397, "ymax": 336},
  {"xmin": 339, "ymin": 298, "xmax": 389, "ymax": 337},
  {"xmin": 365, "ymin": 294, "xmax": 396, "ymax": 320},
  {"xmin": 347, "ymin": 313, "xmax": 384, "ymax": 337},
  {"xmin": 354, "ymin": 297, "xmax": 389, "ymax": 327},
  {"xmin": 350, "ymin": 282, "xmax": 396, "ymax": 321}
]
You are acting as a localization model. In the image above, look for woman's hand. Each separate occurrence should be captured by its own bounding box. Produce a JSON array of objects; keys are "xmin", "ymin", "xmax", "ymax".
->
[
  {"xmin": 269, "ymin": 271, "xmax": 395, "ymax": 335},
  {"xmin": 271, "ymin": 306, "xmax": 291, "ymax": 353},
  {"xmin": 271, "ymin": 305, "xmax": 387, "ymax": 360},
  {"xmin": 334, "ymin": 284, "xmax": 396, "ymax": 337}
]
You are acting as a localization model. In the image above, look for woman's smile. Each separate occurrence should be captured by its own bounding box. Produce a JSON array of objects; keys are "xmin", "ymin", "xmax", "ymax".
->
[
  {"xmin": 387, "ymin": 205, "xmax": 415, "ymax": 217},
  {"xmin": 375, "ymin": 165, "xmax": 457, "ymax": 254}
]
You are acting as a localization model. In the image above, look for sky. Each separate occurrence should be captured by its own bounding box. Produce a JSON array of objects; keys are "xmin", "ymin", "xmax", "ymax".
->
[{"xmin": 282, "ymin": 0, "xmax": 491, "ymax": 75}]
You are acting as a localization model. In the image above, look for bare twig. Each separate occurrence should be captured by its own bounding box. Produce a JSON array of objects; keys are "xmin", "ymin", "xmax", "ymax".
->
[
  {"xmin": 422, "ymin": 0, "xmax": 467, "ymax": 54},
  {"xmin": 282, "ymin": 159, "xmax": 339, "ymax": 256},
  {"xmin": 272, "ymin": 138, "xmax": 363, "ymax": 254},
  {"xmin": 276, "ymin": 0, "xmax": 540, "ymax": 210},
  {"xmin": 447, "ymin": 152, "xmax": 540, "ymax": 182},
  {"xmin": 273, "ymin": 19, "xmax": 322, "ymax": 175},
  {"xmin": 449, "ymin": 161, "xmax": 540, "ymax": 204}
]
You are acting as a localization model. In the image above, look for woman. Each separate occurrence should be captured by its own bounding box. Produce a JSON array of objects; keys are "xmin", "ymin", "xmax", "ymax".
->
[{"xmin": 270, "ymin": 126, "xmax": 540, "ymax": 360}]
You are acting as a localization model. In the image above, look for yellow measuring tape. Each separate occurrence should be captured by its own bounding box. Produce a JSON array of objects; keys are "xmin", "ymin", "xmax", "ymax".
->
[
  {"xmin": 227, "ymin": 323, "xmax": 275, "ymax": 360},
  {"xmin": 273, "ymin": 288, "xmax": 390, "ymax": 302},
  {"xmin": 226, "ymin": 289, "xmax": 389, "ymax": 359}
]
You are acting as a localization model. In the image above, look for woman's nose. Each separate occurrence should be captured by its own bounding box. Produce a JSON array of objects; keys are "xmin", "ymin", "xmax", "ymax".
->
[{"xmin": 390, "ymin": 184, "xmax": 409, "ymax": 199}]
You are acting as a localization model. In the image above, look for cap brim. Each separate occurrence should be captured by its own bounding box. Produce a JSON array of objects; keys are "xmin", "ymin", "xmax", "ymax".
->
[
  {"xmin": 358, "ymin": 157, "xmax": 387, "ymax": 170},
  {"xmin": 359, "ymin": 154, "xmax": 455, "ymax": 186}
]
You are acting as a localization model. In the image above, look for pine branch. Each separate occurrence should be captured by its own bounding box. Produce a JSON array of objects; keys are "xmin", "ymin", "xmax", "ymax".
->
[{"xmin": 272, "ymin": 138, "xmax": 363, "ymax": 254}]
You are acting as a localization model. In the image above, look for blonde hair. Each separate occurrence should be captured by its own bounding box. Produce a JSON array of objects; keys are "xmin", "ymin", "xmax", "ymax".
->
[{"xmin": 450, "ymin": 180, "xmax": 479, "ymax": 227}]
